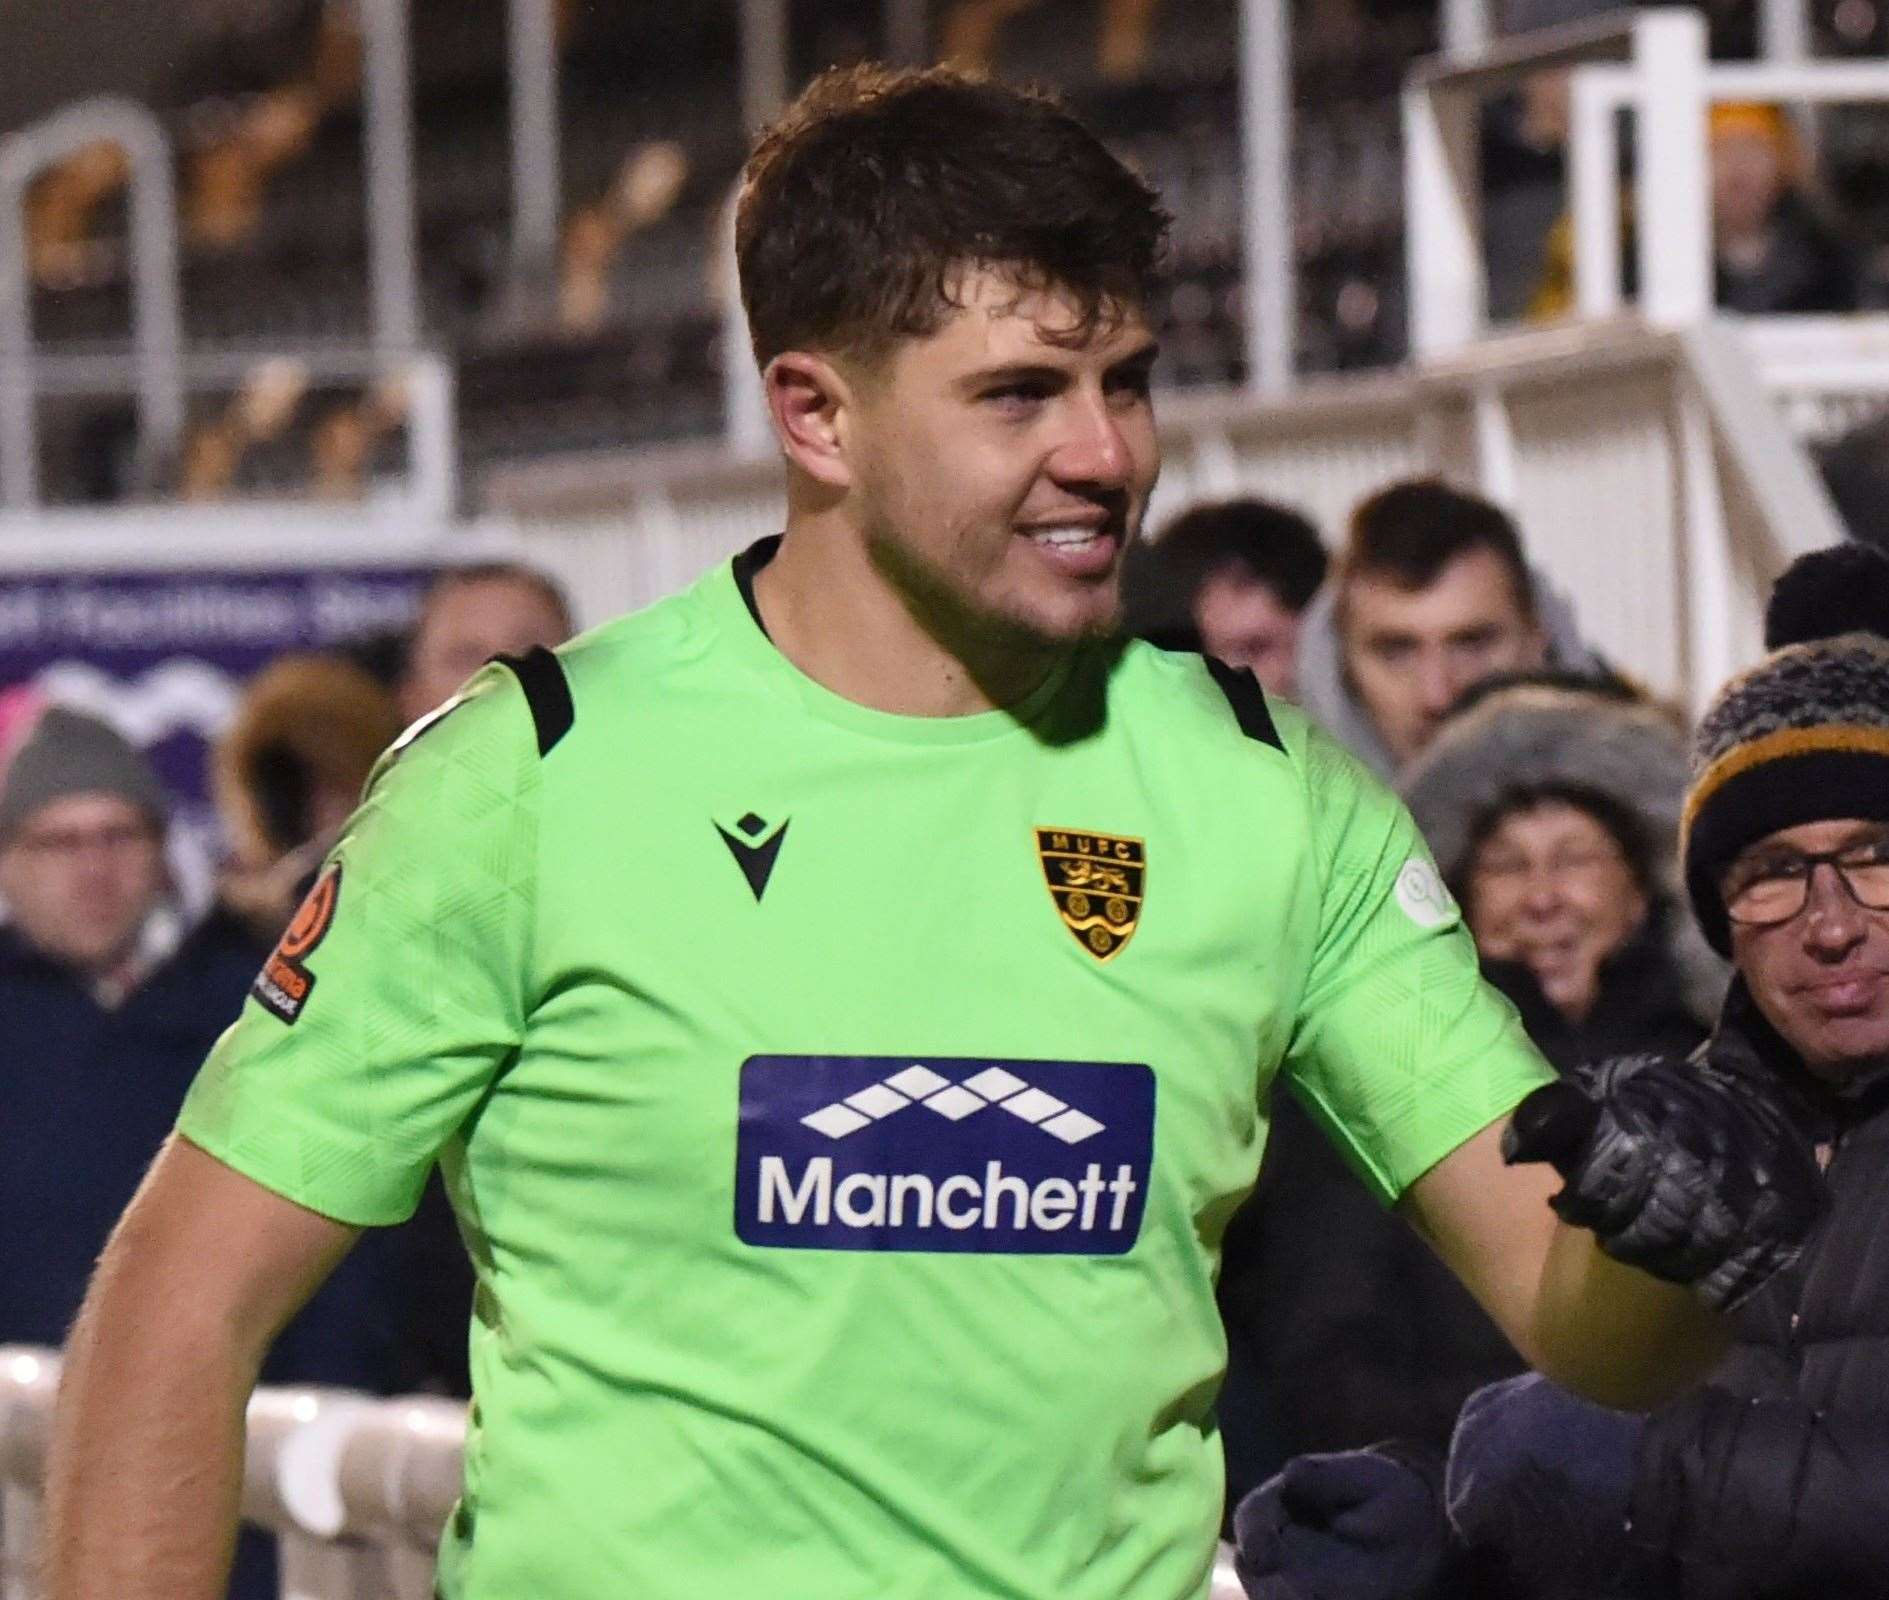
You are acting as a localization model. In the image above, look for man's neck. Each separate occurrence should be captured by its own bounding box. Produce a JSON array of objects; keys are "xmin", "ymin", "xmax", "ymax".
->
[{"xmin": 752, "ymin": 519, "xmax": 1066, "ymax": 717}]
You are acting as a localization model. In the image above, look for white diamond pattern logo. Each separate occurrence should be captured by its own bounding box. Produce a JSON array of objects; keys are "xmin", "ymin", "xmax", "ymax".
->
[
  {"xmin": 801, "ymin": 1104, "xmax": 873, "ymax": 1139},
  {"xmin": 962, "ymin": 1067, "xmax": 1028, "ymax": 1100},
  {"xmin": 923, "ymin": 1085, "xmax": 986, "ymax": 1121},
  {"xmin": 1041, "ymin": 1109, "xmax": 1105, "ymax": 1145},
  {"xmin": 886, "ymin": 1065, "xmax": 950, "ymax": 1098},
  {"xmin": 798, "ymin": 1066, "xmax": 1109, "ymax": 1144},
  {"xmin": 845, "ymin": 1083, "xmax": 910, "ymax": 1118},
  {"xmin": 1000, "ymin": 1087, "xmax": 1066, "ymax": 1124}
]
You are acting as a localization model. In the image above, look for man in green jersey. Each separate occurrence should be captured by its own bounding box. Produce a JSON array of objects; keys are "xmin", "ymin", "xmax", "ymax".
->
[{"xmin": 50, "ymin": 66, "xmax": 1815, "ymax": 1600}]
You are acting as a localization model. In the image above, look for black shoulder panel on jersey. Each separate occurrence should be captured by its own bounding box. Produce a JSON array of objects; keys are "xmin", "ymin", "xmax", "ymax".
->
[
  {"xmin": 1203, "ymin": 657, "xmax": 1283, "ymax": 751},
  {"xmin": 496, "ymin": 646, "xmax": 574, "ymax": 757}
]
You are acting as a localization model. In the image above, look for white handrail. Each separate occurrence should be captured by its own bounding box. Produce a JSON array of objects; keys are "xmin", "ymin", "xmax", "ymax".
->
[
  {"xmin": 0, "ymin": 1349, "xmax": 461, "ymax": 1600},
  {"xmin": 0, "ymin": 97, "xmax": 184, "ymax": 508}
]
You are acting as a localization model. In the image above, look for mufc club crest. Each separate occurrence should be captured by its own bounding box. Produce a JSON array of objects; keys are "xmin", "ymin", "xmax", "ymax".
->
[{"xmin": 1035, "ymin": 829, "xmax": 1146, "ymax": 961}]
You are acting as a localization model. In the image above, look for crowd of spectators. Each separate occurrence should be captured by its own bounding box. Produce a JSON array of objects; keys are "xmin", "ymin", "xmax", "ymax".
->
[
  {"xmin": 0, "ymin": 557, "xmax": 572, "ymax": 1598},
  {"xmin": 4, "ymin": 490, "xmax": 1887, "ymax": 1595}
]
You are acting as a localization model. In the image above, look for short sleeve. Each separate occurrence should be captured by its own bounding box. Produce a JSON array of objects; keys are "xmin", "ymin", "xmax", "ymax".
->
[
  {"xmin": 177, "ymin": 664, "xmax": 539, "ymax": 1227},
  {"xmin": 1281, "ymin": 721, "xmax": 1553, "ymax": 1205}
]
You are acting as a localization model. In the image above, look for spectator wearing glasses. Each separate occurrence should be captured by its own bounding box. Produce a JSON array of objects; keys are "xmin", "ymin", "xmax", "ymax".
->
[
  {"xmin": 1407, "ymin": 677, "xmax": 1722, "ymax": 1072},
  {"xmin": 1236, "ymin": 544, "xmax": 1889, "ymax": 1600},
  {"xmin": 0, "ymin": 707, "xmax": 259, "ymax": 1350}
]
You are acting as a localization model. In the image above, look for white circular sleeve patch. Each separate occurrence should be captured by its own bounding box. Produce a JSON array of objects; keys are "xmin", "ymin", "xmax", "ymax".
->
[{"xmin": 1394, "ymin": 858, "xmax": 1454, "ymax": 929}]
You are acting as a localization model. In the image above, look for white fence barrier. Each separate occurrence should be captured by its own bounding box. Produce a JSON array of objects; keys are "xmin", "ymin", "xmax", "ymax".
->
[
  {"xmin": 1, "ymin": 1345, "xmax": 1248, "ymax": 1600},
  {"xmin": 0, "ymin": 1349, "xmax": 459, "ymax": 1600}
]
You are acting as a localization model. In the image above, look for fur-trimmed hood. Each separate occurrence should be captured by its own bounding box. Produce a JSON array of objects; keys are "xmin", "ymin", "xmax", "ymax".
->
[{"xmin": 1399, "ymin": 680, "xmax": 1730, "ymax": 1026}]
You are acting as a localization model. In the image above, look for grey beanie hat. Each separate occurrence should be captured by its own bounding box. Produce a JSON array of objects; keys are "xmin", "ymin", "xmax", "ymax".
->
[{"xmin": 0, "ymin": 706, "xmax": 168, "ymax": 844}]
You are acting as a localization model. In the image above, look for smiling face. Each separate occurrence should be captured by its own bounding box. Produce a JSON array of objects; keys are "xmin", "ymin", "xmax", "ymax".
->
[
  {"xmin": 838, "ymin": 267, "xmax": 1161, "ymax": 658},
  {"xmin": 1466, "ymin": 799, "xmax": 1649, "ymax": 1023},
  {"xmin": 1729, "ymin": 818, "xmax": 1889, "ymax": 1082}
]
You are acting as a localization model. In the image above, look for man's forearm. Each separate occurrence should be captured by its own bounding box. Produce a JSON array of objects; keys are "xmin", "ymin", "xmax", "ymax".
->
[
  {"xmin": 47, "ymin": 1247, "xmax": 258, "ymax": 1599},
  {"xmin": 1531, "ymin": 1221, "xmax": 1729, "ymax": 1411}
]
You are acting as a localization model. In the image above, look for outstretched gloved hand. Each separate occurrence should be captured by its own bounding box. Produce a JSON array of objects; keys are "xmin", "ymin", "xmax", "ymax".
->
[
  {"xmin": 1502, "ymin": 1052, "xmax": 1825, "ymax": 1309},
  {"xmin": 1232, "ymin": 1443, "xmax": 1452, "ymax": 1600}
]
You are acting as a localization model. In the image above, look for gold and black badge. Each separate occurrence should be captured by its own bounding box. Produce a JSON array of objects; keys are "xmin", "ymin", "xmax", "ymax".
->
[{"xmin": 1035, "ymin": 829, "xmax": 1146, "ymax": 961}]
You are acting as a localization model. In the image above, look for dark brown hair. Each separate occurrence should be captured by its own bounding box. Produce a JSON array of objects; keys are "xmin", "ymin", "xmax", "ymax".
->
[
  {"xmin": 1123, "ymin": 498, "xmax": 1328, "ymax": 646},
  {"xmin": 1343, "ymin": 479, "xmax": 1535, "ymax": 616},
  {"xmin": 736, "ymin": 63, "xmax": 1170, "ymax": 369}
]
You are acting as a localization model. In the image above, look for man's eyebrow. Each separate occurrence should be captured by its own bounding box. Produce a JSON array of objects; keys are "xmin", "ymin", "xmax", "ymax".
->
[{"xmin": 954, "ymin": 362, "xmax": 1070, "ymax": 394}]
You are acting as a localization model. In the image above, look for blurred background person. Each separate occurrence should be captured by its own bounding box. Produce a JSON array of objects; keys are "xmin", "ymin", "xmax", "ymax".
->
[
  {"xmin": 1404, "ymin": 676, "xmax": 1723, "ymax": 1069},
  {"xmin": 0, "ymin": 707, "xmax": 261, "ymax": 1352},
  {"xmin": 1122, "ymin": 496, "xmax": 1328, "ymax": 698},
  {"xmin": 1217, "ymin": 674, "xmax": 1718, "ymax": 1533},
  {"xmin": 1710, "ymin": 101, "xmax": 1861, "ymax": 316},
  {"xmin": 1531, "ymin": 101, "xmax": 1863, "ymax": 321},
  {"xmin": 209, "ymin": 650, "xmax": 403, "ymax": 946},
  {"xmin": 0, "ymin": 702, "xmax": 368, "ymax": 1600},
  {"xmin": 1294, "ymin": 479, "xmax": 1607, "ymax": 778},
  {"xmin": 1239, "ymin": 544, "xmax": 1889, "ymax": 1600},
  {"xmin": 398, "ymin": 560, "xmax": 575, "ymax": 723}
]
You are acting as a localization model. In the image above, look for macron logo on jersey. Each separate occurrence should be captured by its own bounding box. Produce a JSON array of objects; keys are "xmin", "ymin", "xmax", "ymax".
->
[{"xmin": 735, "ymin": 1055, "xmax": 1155, "ymax": 1255}]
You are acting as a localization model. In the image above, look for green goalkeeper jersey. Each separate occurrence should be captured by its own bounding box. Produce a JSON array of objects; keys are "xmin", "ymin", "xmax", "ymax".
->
[{"xmin": 179, "ymin": 538, "xmax": 1551, "ymax": 1600}]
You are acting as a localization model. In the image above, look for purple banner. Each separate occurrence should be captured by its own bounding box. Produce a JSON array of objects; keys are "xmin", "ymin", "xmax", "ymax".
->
[{"xmin": 0, "ymin": 569, "xmax": 436, "ymax": 901}]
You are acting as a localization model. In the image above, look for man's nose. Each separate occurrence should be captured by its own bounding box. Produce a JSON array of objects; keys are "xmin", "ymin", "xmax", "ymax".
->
[
  {"xmin": 1803, "ymin": 862, "xmax": 1868, "ymax": 956},
  {"xmin": 1048, "ymin": 394, "xmax": 1132, "ymax": 488},
  {"xmin": 1414, "ymin": 651, "xmax": 1458, "ymax": 714}
]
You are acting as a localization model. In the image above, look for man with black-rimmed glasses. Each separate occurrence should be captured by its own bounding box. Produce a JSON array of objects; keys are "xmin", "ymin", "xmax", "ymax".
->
[{"xmin": 1241, "ymin": 545, "xmax": 1889, "ymax": 1600}]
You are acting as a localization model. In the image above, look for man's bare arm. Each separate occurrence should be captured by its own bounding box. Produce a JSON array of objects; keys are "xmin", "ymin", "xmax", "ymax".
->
[
  {"xmin": 47, "ymin": 1135, "xmax": 360, "ymax": 1600},
  {"xmin": 1399, "ymin": 1121, "xmax": 1729, "ymax": 1411}
]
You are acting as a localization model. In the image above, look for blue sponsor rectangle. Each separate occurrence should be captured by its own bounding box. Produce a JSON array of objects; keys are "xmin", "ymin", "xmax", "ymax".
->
[{"xmin": 735, "ymin": 1055, "xmax": 1156, "ymax": 1254}]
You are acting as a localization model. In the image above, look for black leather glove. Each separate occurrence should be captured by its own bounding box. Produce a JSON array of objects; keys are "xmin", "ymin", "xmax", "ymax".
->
[
  {"xmin": 1502, "ymin": 1053, "xmax": 1824, "ymax": 1309},
  {"xmin": 1232, "ymin": 1444, "xmax": 1452, "ymax": 1600}
]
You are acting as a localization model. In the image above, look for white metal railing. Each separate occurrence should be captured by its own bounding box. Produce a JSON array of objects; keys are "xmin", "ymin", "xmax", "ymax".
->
[
  {"xmin": 0, "ymin": 345, "xmax": 456, "ymax": 523},
  {"xmin": 483, "ymin": 315, "xmax": 1845, "ymax": 714},
  {"xmin": 0, "ymin": 1345, "xmax": 1248, "ymax": 1600},
  {"xmin": 0, "ymin": 97, "xmax": 185, "ymax": 509},
  {"xmin": 0, "ymin": 1348, "xmax": 460, "ymax": 1600},
  {"xmin": 1567, "ymin": 54, "xmax": 1889, "ymax": 321},
  {"xmin": 1406, "ymin": 6, "xmax": 1889, "ymax": 357}
]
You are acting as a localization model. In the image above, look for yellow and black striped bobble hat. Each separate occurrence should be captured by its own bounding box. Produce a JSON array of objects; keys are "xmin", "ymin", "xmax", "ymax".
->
[{"xmin": 1683, "ymin": 544, "xmax": 1889, "ymax": 955}]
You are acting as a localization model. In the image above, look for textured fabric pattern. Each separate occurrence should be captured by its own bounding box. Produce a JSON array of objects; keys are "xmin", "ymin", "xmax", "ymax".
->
[{"xmin": 176, "ymin": 554, "xmax": 1549, "ymax": 1600}]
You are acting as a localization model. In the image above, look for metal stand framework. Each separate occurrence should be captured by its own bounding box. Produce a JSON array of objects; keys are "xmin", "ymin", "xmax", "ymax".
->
[
  {"xmin": 361, "ymin": 0, "xmax": 420, "ymax": 356},
  {"xmin": 0, "ymin": 98, "xmax": 183, "ymax": 509},
  {"xmin": 508, "ymin": 0, "xmax": 563, "ymax": 281},
  {"xmin": 1237, "ymin": 0, "xmax": 1294, "ymax": 394}
]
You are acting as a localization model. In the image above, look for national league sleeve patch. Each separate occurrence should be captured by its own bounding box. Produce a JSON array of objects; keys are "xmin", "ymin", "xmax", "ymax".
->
[{"xmin": 251, "ymin": 864, "xmax": 341, "ymax": 1024}]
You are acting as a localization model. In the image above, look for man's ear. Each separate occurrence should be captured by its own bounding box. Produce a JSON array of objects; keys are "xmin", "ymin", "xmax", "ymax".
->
[{"xmin": 765, "ymin": 351, "xmax": 853, "ymax": 492}]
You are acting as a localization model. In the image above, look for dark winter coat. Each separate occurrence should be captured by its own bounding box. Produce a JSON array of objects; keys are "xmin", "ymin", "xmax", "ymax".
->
[
  {"xmin": 1629, "ymin": 982, "xmax": 1889, "ymax": 1600},
  {"xmin": 1220, "ymin": 914, "xmax": 1708, "ymax": 1479},
  {"xmin": 0, "ymin": 912, "xmax": 259, "ymax": 1348},
  {"xmin": 1485, "ymin": 911, "xmax": 1708, "ymax": 1076}
]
